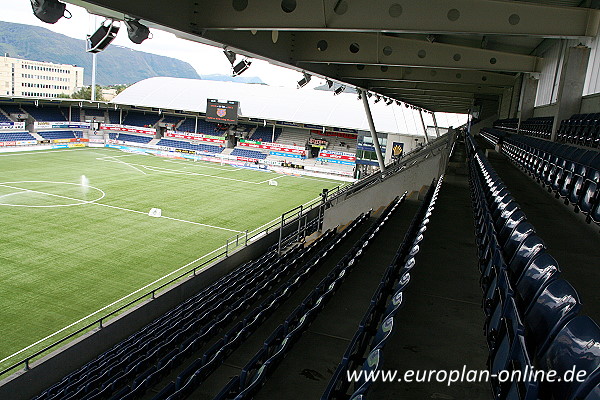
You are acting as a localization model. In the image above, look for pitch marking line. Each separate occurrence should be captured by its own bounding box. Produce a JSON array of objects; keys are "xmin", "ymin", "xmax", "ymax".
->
[
  {"xmin": 95, "ymin": 155, "xmax": 148, "ymax": 175},
  {"xmin": 0, "ymin": 183, "xmax": 243, "ymax": 233},
  {"xmin": 163, "ymin": 159, "xmax": 240, "ymax": 172},
  {"xmin": 0, "ymin": 240, "xmax": 232, "ymax": 366},
  {"xmin": 0, "ymin": 149, "xmax": 83, "ymax": 157}
]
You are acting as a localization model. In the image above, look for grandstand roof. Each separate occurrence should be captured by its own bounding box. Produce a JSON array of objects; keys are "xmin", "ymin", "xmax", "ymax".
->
[{"xmin": 113, "ymin": 77, "xmax": 467, "ymax": 136}]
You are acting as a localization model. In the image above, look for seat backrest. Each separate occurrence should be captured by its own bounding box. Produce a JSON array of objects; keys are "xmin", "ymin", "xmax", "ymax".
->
[
  {"xmin": 538, "ymin": 316, "xmax": 600, "ymax": 400},
  {"xmin": 524, "ymin": 278, "xmax": 581, "ymax": 359},
  {"xmin": 516, "ymin": 253, "xmax": 561, "ymax": 315},
  {"xmin": 507, "ymin": 235, "xmax": 546, "ymax": 284},
  {"xmin": 503, "ymin": 221, "xmax": 536, "ymax": 264},
  {"xmin": 498, "ymin": 210, "xmax": 527, "ymax": 247}
]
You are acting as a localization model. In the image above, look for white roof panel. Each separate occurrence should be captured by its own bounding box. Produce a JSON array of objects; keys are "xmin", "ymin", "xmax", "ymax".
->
[{"xmin": 113, "ymin": 77, "xmax": 467, "ymax": 135}]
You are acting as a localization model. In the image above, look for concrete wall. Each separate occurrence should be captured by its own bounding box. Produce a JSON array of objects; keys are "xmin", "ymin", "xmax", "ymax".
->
[
  {"xmin": 322, "ymin": 137, "xmax": 451, "ymax": 231},
  {"xmin": 581, "ymin": 93, "xmax": 600, "ymax": 113}
]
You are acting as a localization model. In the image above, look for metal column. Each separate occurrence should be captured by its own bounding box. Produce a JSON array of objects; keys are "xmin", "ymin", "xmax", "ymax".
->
[
  {"xmin": 91, "ymin": 53, "xmax": 97, "ymax": 101},
  {"xmin": 431, "ymin": 112, "xmax": 441, "ymax": 138},
  {"xmin": 418, "ymin": 109, "xmax": 431, "ymax": 144},
  {"xmin": 360, "ymin": 90, "xmax": 386, "ymax": 172}
]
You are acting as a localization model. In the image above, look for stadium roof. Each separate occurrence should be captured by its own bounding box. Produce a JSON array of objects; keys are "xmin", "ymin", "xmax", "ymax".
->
[{"xmin": 113, "ymin": 77, "xmax": 467, "ymax": 136}]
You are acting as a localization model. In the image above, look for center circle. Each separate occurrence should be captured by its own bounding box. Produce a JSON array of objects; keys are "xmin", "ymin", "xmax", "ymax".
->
[{"xmin": 0, "ymin": 181, "xmax": 106, "ymax": 208}]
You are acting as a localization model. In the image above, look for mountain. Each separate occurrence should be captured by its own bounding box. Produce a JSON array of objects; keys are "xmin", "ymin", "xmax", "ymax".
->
[{"xmin": 0, "ymin": 21, "xmax": 200, "ymax": 85}]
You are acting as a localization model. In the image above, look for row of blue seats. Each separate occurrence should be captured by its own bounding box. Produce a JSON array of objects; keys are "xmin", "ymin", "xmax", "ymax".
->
[
  {"xmin": 109, "ymin": 133, "xmax": 153, "ymax": 144},
  {"xmin": 0, "ymin": 132, "xmax": 35, "ymax": 141},
  {"xmin": 38, "ymin": 131, "xmax": 78, "ymax": 140},
  {"xmin": 21, "ymin": 105, "xmax": 66, "ymax": 122},
  {"xmin": 0, "ymin": 111, "xmax": 11, "ymax": 123},
  {"xmin": 211, "ymin": 195, "xmax": 407, "ymax": 400},
  {"xmin": 122, "ymin": 112, "xmax": 161, "ymax": 128},
  {"xmin": 231, "ymin": 148, "xmax": 268, "ymax": 160},
  {"xmin": 251, "ymin": 127, "xmax": 281, "ymax": 143},
  {"xmin": 33, "ymin": 246, "xmax": 305, "ymax": 400},
  {"xmin": 480, "ymin": 129, "xmax": 600, "ymax": 225},
  {"xmin": 323, "ymin": 178, "xmax": 444, "ymax": 400},
  {"xmin": 156, "ymin": 214, "xmax": 372, "ymax": 400},
  {"xmin": 0, "ymin": 104, "xmax": 24, "ymax": 116},
  {"xmin": 156, "ymin": 139, "xmax": 224, "ymax": 154},
  {"xmin": 466, "ymin": 133, "xmax": 600, "ymax": 400},
  {"xmin": 557, "ymin": 114, "xmax": 600, "ymax": 148},
  {"xmin": 35, "ymin": 222, "xmax": 346, "ymax": 400}
]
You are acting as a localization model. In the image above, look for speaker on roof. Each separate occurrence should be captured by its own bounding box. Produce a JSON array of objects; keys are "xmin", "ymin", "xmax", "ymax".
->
[{"xmin": 30, "ymin": 0, "xmax": 70, "ymax": 24}]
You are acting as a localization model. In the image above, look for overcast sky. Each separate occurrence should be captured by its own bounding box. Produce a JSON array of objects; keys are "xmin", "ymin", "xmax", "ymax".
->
[{"xmin": 0, "ymin": 0, "xmax": 324, "ymax": 89}]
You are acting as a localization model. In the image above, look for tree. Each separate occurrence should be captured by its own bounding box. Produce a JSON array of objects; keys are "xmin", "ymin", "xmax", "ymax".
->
[{"xmin": 70, "ymin": 85, "xmax": 105, "ymax": 101}]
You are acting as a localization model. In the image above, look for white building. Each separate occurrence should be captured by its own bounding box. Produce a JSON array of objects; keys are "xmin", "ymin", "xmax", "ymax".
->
[{"xmin": 0, "ymin": 55, "xmax": 84, "ymax": 99}]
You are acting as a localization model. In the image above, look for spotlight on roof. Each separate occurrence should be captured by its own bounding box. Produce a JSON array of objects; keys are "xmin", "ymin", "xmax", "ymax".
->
[
  {"xmin": 223, "ymin": 49, "xmax": 237, "ymax": 66},
  {"xmin": 356, "ymin": 88, "xmax": 362, "ymax": 100},
  {"xmin": 326, "ymin": 79, "xmax": 333, "ymax": 89},
  {"xmin": 232, "ymin": 59, "xmax": 252, "ymax": 76},
  {"xmin": 405, "ymin": 103, "xmax": 410, "ymax": 108},
  {"xmin": 297, "ymin": 72, "xmax": 311, "ymax": 88},
  {"xmin": 395, "ymin": 100, "xmax": 402, "ymax": 106},
  {"xmin": 385, "ymin": 98, "xmax": 393, "ymax": 105},
  {"xmin": 333, "ymin": 85, "xmax": 345, "ymax": 96},
  {"xmin": 374, "ymin": 95, "xmax": 381, "ymax": 103},
  {"xmin": 366, "ymin": 92, "xmax": 372, "ymax": 98},
  {"xmin": 87, "ymin": 20, "xmax": 120, "ymax": 53},
  {"xmin": 125, "ymin": 19, "xmax": 150, "ymax": 44},
  {"xmin": 30, "ymin": 0, "xmax": 70, "ymax": 24}
]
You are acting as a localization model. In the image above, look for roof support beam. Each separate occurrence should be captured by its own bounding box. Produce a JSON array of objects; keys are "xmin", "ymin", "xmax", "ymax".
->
[
  {"xmin": 367, "ymin": 81, "xmax": 505, "ymax": 95},
  {"xmin": 291, "ymin": 32, "xmax": 541, "ymax": 73},
  {"xmin": 308, "ymin": 65, "xmax": 517, "ymax": 87},
  {"xmin": 65, "ymin": 0, "xmax": 600, "ymax": 37}
]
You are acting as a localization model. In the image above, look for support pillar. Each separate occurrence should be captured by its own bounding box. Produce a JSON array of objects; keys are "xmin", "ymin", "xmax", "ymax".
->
[
  {"xmin": 91, "ymin": 53, "xmax": 97, "ymax": 101},
  {"xmin": 517, "ymin": 74, "xmax": 539, "ymax": 134},
  {"xmin": 498, "ymin": 87, "xmax": 513, "ymax": 119},
  {"xmin": 550, "ymin": 45, "xmax": 591, "ymax": 141},
  {"xmin": 418, "ymin": 109, "xmax": 431, "ymax": 144},
  {"xmin": 431, "ymin": 112, "xmax": 441, "ymax": 138},
  {"xmin": 360, "ymin": 90, "xmax": 385, "ymax": 172}
]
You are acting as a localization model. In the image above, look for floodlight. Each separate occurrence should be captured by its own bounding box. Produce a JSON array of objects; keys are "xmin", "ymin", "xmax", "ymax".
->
[
  {"xmin": 326, "ymin": 79, "xmax": 333, "ymax": 89},
  {"xmin": 232, "ymin": 59, "xmax": 252, "ymax": 76},
  {"xmin": 30, "ymin": 0, "xmax": 70, "ymax": 24},
  {"xmin": 333, "ymin": 85, "xmax": 345, "ymax": 95},
  {"xmin": 87, "ymin": 20, "xmax": 120, "ymax": 53},
  {"xmin": 374, "ymin": 95, "xmax": 381, "ymax": 103},
  {"xmin": 385, "ymin": 98, "xmax": 393, "ymax": 105},
  {"xmin": 125, "ymin": 19, "xmax": 150, "ymax": 44},
  {"xmin": 297, "ymin": 72, "xmax": 311, "ymax": 88},
  {"xmin": 395, "ymin": 100, "xmax": 402, "ymax": 106}
]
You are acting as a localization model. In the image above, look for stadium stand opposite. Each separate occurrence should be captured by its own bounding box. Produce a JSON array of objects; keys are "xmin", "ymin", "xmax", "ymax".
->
[
  {"xmin": 21, "ymin": 105, "xmax": 66, "ymax": 121},
  {"xmin": 122, "ymin": 111, "xmax": 161, "ymax": 127},
  {"xmin": 108, "ymin": 132, "xmax": 154, "ymax": 144},
  {"xmin": 156, "ymin": 138, "xmax": 224, "ymax": 154}
]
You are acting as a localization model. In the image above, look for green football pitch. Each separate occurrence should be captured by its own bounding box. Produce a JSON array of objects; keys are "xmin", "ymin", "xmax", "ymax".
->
[{"xmin": 0, "ymin": 147, "xmax": 343, "ymax": 373}]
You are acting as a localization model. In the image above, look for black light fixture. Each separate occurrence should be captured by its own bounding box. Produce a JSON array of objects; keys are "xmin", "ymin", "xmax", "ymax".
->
[
  {"xmin": 87, "ymin": 20, "xmax": 120, "ymax": 53},
  {"xmin": 385, "ymin": 98, "xmax": 393, "ymax": 105},
  {"xmin": 374, "ymin": 95, "xmax": 381, "ymax": 103},
  {"xmin": 232, "ymin": 59, "xmax": 252, "ymax": 76},
  {"xmin": 30, "ymin": 0, "xmax": 70, "ymax": 24},
  {"xmin": 395, "ymin": 100, "xmax": 402, "ymax": 106},
  {"xmin": 356, "ymin": 88, "xmax": 362, "ymax": 100},
  {"xmin": 333, "ymin": 85, "xmax": 345, "ymax": 95},
  {"xmin": 297, "ymin": 72, "xmax": 311, "ymax": 88},
  {"xmin": 366, "ymin": 92, "xmax": 372, "ymax": 98},
  {"xmin": 125, "ymin": 19, "xmax": 150, "ymax": 44},
  {"xmin": 326, "ymin": 79, "xmax": 333, "ymax": 89}
]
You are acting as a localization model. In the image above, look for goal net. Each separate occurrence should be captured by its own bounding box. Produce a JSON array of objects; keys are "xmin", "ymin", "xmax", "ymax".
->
[{"xmin": 268, "ymin": 179, "xmax": 279, "ymax": 186}]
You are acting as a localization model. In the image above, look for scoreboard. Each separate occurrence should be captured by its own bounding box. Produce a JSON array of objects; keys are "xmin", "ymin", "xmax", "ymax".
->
[{"xmin": 206, "ymin": 99, "xmax": 239, "ymax": 124}]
